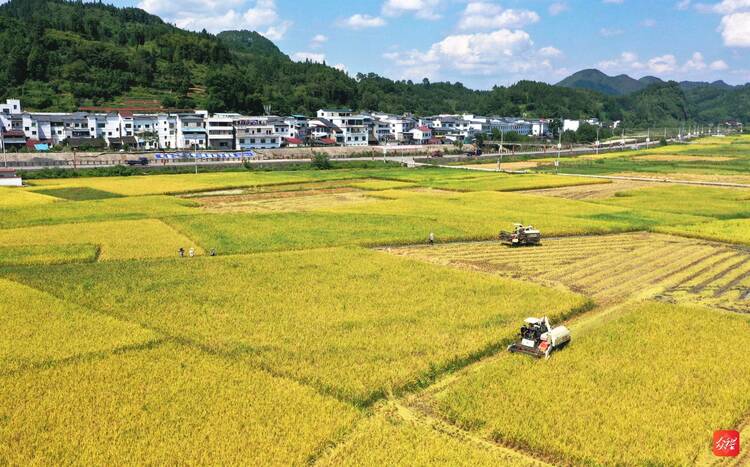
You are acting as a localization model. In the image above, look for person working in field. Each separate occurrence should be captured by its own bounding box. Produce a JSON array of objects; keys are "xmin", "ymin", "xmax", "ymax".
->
[
  {"xmin": 178, "ymin": 247, "xmax": 185, "ymax": 258},
  {"xmin": 189, "ymin": 248, "xmax": 195, "ymax": 258},
  {"xmin": 429, "ymin": 232, "xmax": 435, "ymax": 246}
]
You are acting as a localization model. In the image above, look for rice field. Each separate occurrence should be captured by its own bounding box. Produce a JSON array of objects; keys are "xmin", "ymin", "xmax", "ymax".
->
[
  {"xmin": 424, "ymin": 301, "xmax": 750, "ymax": 465},
  {"xmin": 0, "ymin": 244, "xmax": 98, "ymax": 266},
  {"xmin": 0, "ymin": 187, "xmax": 58, "ymax": 208},
  {"xmin": 318, "ymin": 402, "xmax": 544, "ymax": 466},
  {"xmin": 2, "ymin": 248, "xmax": 589, "ymax": 405},
  {"xmin": 3, "ymin": 153, "xmax": 750, "ymax": 464},
  {"xmin": 0, "ymin": 342, "xmax": 360, "ymax": 465},
  {"xmin": 0, "ymin": 219, "xmax": 201, "ymax": 260},
  {"xmin": 0, "ymin": 278, "xmax": 157, "ymax": 374},
  {"xmin": 421, "ymin": 172, "xmax": 610, "ymax": 192}
]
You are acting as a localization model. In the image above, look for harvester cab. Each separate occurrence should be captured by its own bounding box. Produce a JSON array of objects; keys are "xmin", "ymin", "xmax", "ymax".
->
[
  {"xmin": 508, "ymin": 316, "xmax": 571, "ymax": 359},
  {"xmin": 499, "ymin": 223, "xmax": 541, "ymax": 246}
]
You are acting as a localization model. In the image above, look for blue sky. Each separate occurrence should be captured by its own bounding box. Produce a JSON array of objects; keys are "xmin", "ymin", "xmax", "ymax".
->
[{"xmin": 111, "ymin": 0, "xmax": 750, "ymax": 89}]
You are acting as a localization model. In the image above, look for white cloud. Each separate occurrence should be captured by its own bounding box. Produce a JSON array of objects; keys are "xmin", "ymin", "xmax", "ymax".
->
[
  {"xmin": 549, "ymin": 2, "xmax": 569, "ymax": 15},
  {"xmin": 720, "ymin": 12, "xmax": 750, "ymax": 46},
  {"xmin": 340, "ymin": 14, "xmax": 387, "ymax": 29},
  {"xmin": 333, "ymin": 63, "xmax": 348, "ymax": 73},
  {"xmin": 598, "ymin": 51, "xmax": 644, "ymax": 71},
  {"xmin": 311, "ymin": 34, "xmax": 328, "ymax": 48},
  {"xmin": 600, "ymin": 27, "xmax": 624, "ymax": 36},
  {"xmin": 538, "ymin": 46, "xmax": 563, "ymax": 57},
  {"xmin": 647, "ymin": 54, "xmax": 678, "ymax": 73},
  {"xmin": 599, "ymin": 51, "xmax": 730, "ymax": 76},
  {"xmin": 682, "ymin": 51, "xmax": 707, "ymax": 70},
  {"xmin": 138, "ymin": 0, "xmax": 292, "ymax": 38},
  {"xmin": 676, "ymin": 0, "xmax": 691, "ymax": 10},
  {"xmin": 382, "ymin": 0, "xmax": 442, "ymax": 20},
  {"xmin": 710, "ymin": 59, "xmax": 730, "ymax": 69},
  {"xmin": 384, "ymin": 28, "xmax": 565, "ymax": 82},
  {"xmin": 603, "ymin": 0, "xmax": 624, "ymax": 3},
  {"xmin": 641, "ymin": 18, "xmax": 657, "ymax": 27},
  {"xmin": 458, "ymin": 2, "xmax": 539, "ymax": 31},
  {"xmin": 292, "ymin": 52, "xmax": 326, "ymax": 63},
  {"xmin": 712, "ymin": 0, "xmax": 750, "ymax": 13}
]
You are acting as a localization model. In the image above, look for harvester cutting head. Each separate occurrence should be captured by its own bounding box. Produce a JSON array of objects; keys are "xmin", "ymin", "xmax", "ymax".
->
[{"xmin": 507, "ymin": 316, "xmax": 571, "ymax": 359}]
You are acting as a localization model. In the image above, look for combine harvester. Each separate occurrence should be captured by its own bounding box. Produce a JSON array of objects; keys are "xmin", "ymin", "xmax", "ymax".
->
[
  {"xmin": 499, "ymin": 223, "xmax": 541, "ymax": 246},
  {"xmin": 508, "ymin": 316, "xmax": 571, "ymax": 359}
]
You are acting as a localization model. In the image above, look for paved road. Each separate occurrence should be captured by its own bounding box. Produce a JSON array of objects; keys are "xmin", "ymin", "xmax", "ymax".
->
[{"xmin": 4, "ymin": 139, "xmax": 664, "ymax": 171}]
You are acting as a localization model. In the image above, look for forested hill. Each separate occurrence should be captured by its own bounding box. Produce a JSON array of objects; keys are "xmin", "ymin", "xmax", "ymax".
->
[{"xmin": 0, "ymin": 0, "xmax": 741, "ymax": 126}]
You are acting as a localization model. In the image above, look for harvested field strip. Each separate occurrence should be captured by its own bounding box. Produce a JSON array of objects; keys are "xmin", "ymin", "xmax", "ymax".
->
[
  {"xmin": 601, "ymin": 246, "xmax": 715, "ymax": 298},
  {"xmin": 583, "ymin": 244, "xmax": 692, "ymax": 292},
  {"xmin": 543, "ymin": 247, "xmax": 651, "ymax": 284},
  {"xmin": 668, "ymin": 251, "xmax": 744, "ymax": 291},
  {"xmin": 689, "ymin": 256, "xmax": 750, "ymax": 293},
  {"xmin": 197, "ymin": 191, "xmax": 377, "ymax": 213},
  {"xmin": 715, "ymin": 268, "xmax": 750, "ymax": 297},
  {"xmin": 389, "ymin": 233, "xmax": 750, "ymax": 313},
  {"xmin": 571, "ymin": 243, "xmax": 684, "ymax": 289},
  {"xmin": 649, "ymin": 248, "xmax": 728, "ymax": 285}
]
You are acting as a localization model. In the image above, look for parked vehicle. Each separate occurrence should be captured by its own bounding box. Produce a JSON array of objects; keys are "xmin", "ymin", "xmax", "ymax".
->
[{"xmin": 126, "ymin": 157, "xmax": 149, "ymax": 166}]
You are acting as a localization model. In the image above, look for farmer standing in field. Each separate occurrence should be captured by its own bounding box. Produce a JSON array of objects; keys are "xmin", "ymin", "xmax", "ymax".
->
[
  {"xmin": 178, "ymin": 247, "xmax": 185, "ymax": 258},
  {"xmin": 189, "ymin": 247, "xmax": 195, "ymax": 258},
  {"xmin": 429, "ymin": 232, "xmax": 435, "ymax": 246}
]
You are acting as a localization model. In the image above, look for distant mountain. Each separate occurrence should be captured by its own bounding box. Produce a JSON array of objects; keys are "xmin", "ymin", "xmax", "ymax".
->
[
  {"xmin": 638, "ymin": 76, "xmax": 663, "ymax": 87},
  {"xmin": 558, "ymin": 69, "xmax": 739, "ymax": 96},
  {"xmin": 679, "ymin": 80, "xmax": 734, "ymax": 91},
  {"xmin": 556, "ymin": 69, "xmax": 648, "ymax": 96}
]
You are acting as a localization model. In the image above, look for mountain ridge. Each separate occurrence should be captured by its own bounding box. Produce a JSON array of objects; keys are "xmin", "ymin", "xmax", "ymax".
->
[{"xmin": 557, "ymin": 69, "xmax": 740, "ymax": 96}]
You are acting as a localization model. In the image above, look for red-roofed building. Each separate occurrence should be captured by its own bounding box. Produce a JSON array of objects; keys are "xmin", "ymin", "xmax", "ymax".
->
[
  {"xmin": 284, "ymin": 137, "xmax": 303, "ymax": 147},
  {"xmin": 409, "ymin": 125, "xmax": 432, "ymax": 145}
]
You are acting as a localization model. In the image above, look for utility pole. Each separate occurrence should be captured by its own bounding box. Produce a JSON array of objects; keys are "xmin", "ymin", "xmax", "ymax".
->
[
  {"xmin": 194, "ymin": 142, "xmax": 198, "ymax": 175},
  {"xmin": 556, "ymin": 132, "xmax": 561, "ymax": 174},
  {"xmin": 1, "ymin": 132, "xmax": 6, "ymax": 168},
  {"xmin": 595, "ymin": 126, "xmax": 600, "ymax": 156},
  {"xmin": 498, "ymin": 129, "xmax": 504, "ymax": 171}
]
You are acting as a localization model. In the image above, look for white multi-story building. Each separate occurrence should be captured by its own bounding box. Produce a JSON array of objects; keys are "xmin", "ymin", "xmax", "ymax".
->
[
  {"xmin": 2, "ymin": 97, "xmax": 556, "ymax": 152},
  {"xmin": 0, "ymin": 99, "xmax": 22, "ymax": 133},
  {"xmin": 133, "ymin": 114, "xmax": 160, "ymax": 149},
  {"xmin": 157, "ymin": 114, "xmax": 177, "ymax": 149},
  {"xmin": 207, "ymin": 114, "xmax": 237, "ymax": 150},
  {"xmin": 234, "ymin": 118, "xmax": 280, "ymax": 149},
  {"xmin": 372, "ymin": 113, "xmax": 417, "ymax": 142},
  {"xmin": 316, "ymin": 109, "xmax": 368, "ymax": 146},
  {"xmin": 176, "ymin": 114, "xmax": 207, "ymax": 149}
]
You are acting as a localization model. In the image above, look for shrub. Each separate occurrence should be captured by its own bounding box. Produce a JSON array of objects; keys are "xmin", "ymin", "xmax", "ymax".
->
[{"xmin": 312, "ymin": 152, "xmax": 332, "ymax": 170}]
